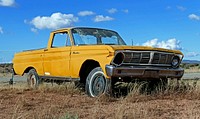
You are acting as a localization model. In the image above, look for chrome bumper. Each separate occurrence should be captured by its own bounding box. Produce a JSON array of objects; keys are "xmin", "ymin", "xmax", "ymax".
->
[{"xmin": 105, "ymin": 65, "xmax": 184, "ymax": 79}]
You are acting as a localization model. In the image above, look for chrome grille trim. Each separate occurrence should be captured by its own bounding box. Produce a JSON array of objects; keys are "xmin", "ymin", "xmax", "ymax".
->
[{"xmin": 113, "ymin": 50, "xmax": 175, "ymax": 67}]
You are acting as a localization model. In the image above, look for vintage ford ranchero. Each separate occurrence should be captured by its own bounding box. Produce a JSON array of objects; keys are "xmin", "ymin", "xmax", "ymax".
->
[{"xmin": 13, "ymin": 27, "xmax": 184, "ymax": 97}]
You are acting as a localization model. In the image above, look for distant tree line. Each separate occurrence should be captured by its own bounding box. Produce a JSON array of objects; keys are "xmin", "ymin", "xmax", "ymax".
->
[
  {"xmin": 180, "ymin": 63, "xmax": 200, "ymax": 69},
  {"xmin": 0, "ymin": 63, "xmax": 13, "ymax": 73}
]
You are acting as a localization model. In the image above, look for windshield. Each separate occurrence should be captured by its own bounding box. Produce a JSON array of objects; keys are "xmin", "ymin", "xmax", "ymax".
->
[{"xmin": 71, "ymin": 28, "xmax": 126, "ymax": 45}]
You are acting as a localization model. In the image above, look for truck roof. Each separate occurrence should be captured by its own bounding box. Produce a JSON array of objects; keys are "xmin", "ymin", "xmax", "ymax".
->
[
  {"xmin": 51, "ymin": 27, "xmax": 115, "ymax": 33},
  {"xmin": 52, "ymin": 27, "xmax": 73, "ymax": 32}
]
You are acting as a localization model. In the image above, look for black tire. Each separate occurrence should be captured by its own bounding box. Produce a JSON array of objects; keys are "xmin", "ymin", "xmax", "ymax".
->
[
  {"xmin": 85, "ymin": 67, "xmax": 107, "ymax": 97},
  {"xmin": 27, "ymin": 69, "xmax": 40, "ymax": 89}
]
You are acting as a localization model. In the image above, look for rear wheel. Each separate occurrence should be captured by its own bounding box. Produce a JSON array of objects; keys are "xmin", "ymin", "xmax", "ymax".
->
[
  {"xmin": 27, "ymin": 69, "xmax": 40, "ymax": 89},
  {"xmin": 85, "ymin": 67, "xmax": 107, "ymax": 97}
]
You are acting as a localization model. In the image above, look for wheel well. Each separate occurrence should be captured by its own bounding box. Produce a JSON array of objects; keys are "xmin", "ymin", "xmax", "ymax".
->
[
  {"xmin": 79, "ymin": 60, "xmax": 100, "ymax": 83},
  {"xmin": 23, "ymin": 67, "xmax": 35, "ymax": 75}
]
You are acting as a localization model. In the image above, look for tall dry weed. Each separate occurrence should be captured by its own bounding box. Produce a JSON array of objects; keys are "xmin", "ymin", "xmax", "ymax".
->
[{"xmin": 124, "ymin": 79, "xmax": 200, "ymax": 101}]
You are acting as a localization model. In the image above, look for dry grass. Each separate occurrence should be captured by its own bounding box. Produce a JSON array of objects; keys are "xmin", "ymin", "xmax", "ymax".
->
[
  {"xmin": 1, "ymin": 80, "xmax": 200, "ymax": 119},
  {"xmin": 184, "ymin": 66, "xmax": 200, "ymax": 73},
  {"xmin": 117, "ymin": 79, "xmax": 200, "ymax": 118},
  {"xmin": 0, "ymin": 82, "xmax": 81, "ymax": 119},
  {"xmin": 1, "ymin": 63, "xmax": 200, "ymax": 118}
]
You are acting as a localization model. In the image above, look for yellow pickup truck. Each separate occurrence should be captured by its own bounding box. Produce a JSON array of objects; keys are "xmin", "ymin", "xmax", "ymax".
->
[{"xmin": 13, "ymin": 27, "xmax": 184, "ymax": 97}]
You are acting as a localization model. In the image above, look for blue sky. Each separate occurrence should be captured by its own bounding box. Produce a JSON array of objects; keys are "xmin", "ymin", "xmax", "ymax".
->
[{"xmin": 0, "ymin": 0, "xmax": 200, "ymax": 63}]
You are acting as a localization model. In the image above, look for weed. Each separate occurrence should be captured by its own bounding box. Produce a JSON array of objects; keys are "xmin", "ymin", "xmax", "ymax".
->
[{"xmin": 60, "ymin": 113, "xmax": 78, "ymax": 119}]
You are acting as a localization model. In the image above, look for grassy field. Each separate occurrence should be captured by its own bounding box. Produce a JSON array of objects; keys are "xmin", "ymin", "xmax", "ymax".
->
[
  {"xmin": 0, "ymin": 63, "xmax": 200, "ymax": 119},
  {"xmin": 181, "ymin": 64, "xmax": 200, "ymax": 73},
  {"xmin": 0, "ymin": 79, "xmax": 200, "ymax": 119}
]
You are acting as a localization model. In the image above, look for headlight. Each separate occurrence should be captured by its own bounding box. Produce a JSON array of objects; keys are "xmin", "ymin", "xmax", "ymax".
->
[
  {"xmin": 171, "ymin": 56, "xmax": 180, "ymax": 68},
  {"xmin": 112, "ymin": 52, "xmax": 125, "ymax": 66},
  {"xmin": 177, "ymin": 54, "xmax": 184, "ymax": 61}
]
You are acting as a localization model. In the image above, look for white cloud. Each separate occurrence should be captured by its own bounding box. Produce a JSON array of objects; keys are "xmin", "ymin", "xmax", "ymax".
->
[
  {"xmin": 142, "ymin": 38, "xmax": 182, "ymax": 50},
  {"xmin": 177, "ymin": 6, "xmax": 186, "ymax": 11},
  {"xmin": 30, "ymin": 12, "xmax": 78, "ymax": 30},
  {"xmin": 185, "ymin": 52, "xmax": 200, "ymax": 57},
  {"xmin": 94, "ymin": 15, "xmax": 114, "ymax": 22},
  {"xmin": 188, "ymin": 14, "xmax": 200, "ymax": 21},
  {"xmin": 0, "ymin": 0, "xmax": 15, "ymax": 7},
  {"xmin": 108, "ymin": 8, "xmax": 117, "ymax": 14},
  {"xmin": 78, "ymin": 11, "xmax": 95, "ymax": 16},
  {"xmin": 143, "ymin": 39, "xmax": 158, "ymax": 47},
  {"xmin": 122, "ymin": 9, "xmax": 129, "ymax": 13},
  {"xmin": 0, "ymin": 26, "xmax": 3, "ymax": 34},
  {"xmin": 31, "ymin": 28, "xmax": 38, "ymax": 33}
]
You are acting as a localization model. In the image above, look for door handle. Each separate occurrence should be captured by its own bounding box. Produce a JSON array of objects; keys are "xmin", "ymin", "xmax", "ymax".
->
[{"xmin": 73, "ymin": 52, "xmax": 79, "ymax": 54}]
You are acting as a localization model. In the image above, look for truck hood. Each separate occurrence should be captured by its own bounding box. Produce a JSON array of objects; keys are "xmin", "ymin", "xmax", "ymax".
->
[{"xmin": 107, "ymin": 45, "xmax": 183, "ymax": 55}]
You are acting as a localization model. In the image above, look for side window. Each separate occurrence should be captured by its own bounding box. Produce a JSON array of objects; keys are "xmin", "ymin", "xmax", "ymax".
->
[
  {"xmin": 73, "ymin": 33, "xmax": 85, "ymax": 45},
  {"xmin": 101, "ymin": 36, "xmax": 118, "ymax": 44},
  {"xmin": 52, "ymin": 32, "xmax": 71, "ymax": 47}
]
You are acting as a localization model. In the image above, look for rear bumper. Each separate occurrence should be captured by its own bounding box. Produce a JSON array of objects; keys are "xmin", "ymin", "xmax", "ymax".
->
[{"xmin": 105, "ymin": 65, "xmax": 184, "ymax": 79}]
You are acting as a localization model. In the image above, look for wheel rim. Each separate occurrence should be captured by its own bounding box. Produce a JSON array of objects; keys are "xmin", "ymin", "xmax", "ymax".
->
[
  {"xmin": 30, "ymin": 74, "xmax": 37, "ymax": 87},
  {"xmin": 91, "ymin": 73, "xmax": 106, "ymax": 96}
]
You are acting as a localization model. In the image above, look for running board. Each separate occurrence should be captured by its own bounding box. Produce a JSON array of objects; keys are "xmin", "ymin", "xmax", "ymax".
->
[{"xmin": 39, "ymin": 76, "xmax": 80, "ymax": 82}]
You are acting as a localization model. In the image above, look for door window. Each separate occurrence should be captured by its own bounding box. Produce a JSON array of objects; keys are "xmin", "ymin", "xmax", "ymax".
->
[{"xmin": 52, "ymin": 32, "xmax": 71, "ymax": 47}]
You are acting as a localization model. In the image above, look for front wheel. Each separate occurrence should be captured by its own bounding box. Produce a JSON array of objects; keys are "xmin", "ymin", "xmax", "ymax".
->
[
  {"xmin": 85, "ymin": 67, "xmax": 107, "ymax": 97},
  {"xmin": 27, "ymin": 69, "xmax": 40, "ymax": 89}
]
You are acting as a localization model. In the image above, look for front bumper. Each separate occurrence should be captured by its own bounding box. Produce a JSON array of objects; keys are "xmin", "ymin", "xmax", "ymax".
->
[{"xmin": 105, "ymin": 65, "xmax": 184, "ymax": 79}]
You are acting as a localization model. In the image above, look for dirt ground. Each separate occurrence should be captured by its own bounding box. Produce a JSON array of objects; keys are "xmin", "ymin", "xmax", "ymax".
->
[
  {"xmin": 1, "ymin": 64, "xmax": 200, "ymax": 119},
  {"xmin": 1, "ymin": 82, "xmax": 200, "ymax": 119}
]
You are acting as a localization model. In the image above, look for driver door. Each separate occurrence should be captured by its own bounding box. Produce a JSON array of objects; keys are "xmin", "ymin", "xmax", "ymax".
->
[{"xmin": 43, "ymin": 31, "xmax": 71, "ymax": 77}]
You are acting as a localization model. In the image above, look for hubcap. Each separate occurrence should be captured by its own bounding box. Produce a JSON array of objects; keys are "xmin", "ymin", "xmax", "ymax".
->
[
  {"xmin": 92, "ymin": 74, "xmax": 105, "ymax": 96},
  {"xmin": 30, "ymin": 74, "xmax": 36, "ymax": 87}
]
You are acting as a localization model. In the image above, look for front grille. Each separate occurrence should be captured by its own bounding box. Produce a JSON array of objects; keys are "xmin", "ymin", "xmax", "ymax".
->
[
  {"xmin": 123, "ymin": 52, "xmax": 151, "ymax": 64},
  {"xmin": 120, "ymin": 51, "xmax": 174, "ymax": 67},
  {"xmin": 152, "ymin": 53, "xmax": 173, "ymax": 64}
]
